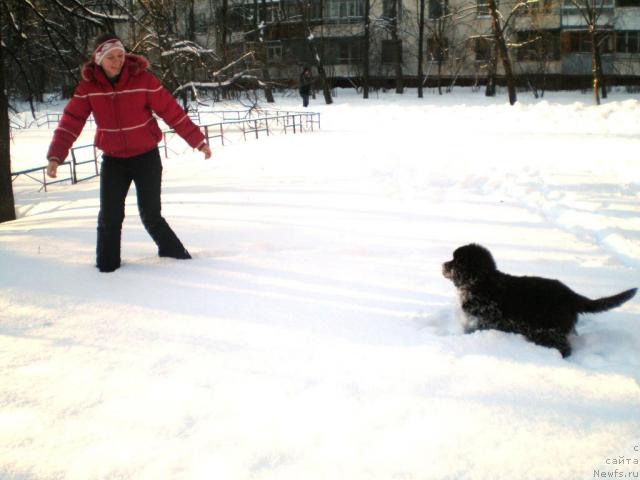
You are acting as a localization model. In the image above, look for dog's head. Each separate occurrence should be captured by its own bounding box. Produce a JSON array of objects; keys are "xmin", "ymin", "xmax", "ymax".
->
[{"xmin": 442, "ymin": 244, "xmax": 497, "ymax": 288}]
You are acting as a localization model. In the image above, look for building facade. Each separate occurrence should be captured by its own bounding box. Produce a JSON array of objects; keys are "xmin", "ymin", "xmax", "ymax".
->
[{"xmin": 159, "ymin": 0, "xmax": 640, "ymax": 88}]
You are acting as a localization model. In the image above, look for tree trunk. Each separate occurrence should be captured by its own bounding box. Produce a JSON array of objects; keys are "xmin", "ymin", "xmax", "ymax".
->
[
  {"xmin": 599, "ymin": 35, "xmax": 608, "ymax": 100},
  {"xmin": 129, "ymin": 0, "xmax": 138, "ymax": 45},
  {"xmin": 485, "ymin": 41, "xmax": 497, "ymax": 97},
  {"xmin": 261, "ymin": 64, "xmax": 275, "ymax": 103},
  {"xmin": 391, "ymin": 0, "xmax": 404, "ymax": 93},
  {"xmin": 315, "ymin": 62, "xmax": 334, "ymax": 105},
  {"xmin": 590, "ymin": 29, "xmax": 601, "ymax": 105},
  {"xmin": 259, "ymin": 0, "xmax": 275, "ymax": 102},
  {"xmin": 592, "ymin": 30, "xmax": 607, "ymax": 102},
  {"xmin": 219, "ymin": 0, "xmax": 229, "ymax": 67},
  {"xmin": 187, "ymin": 0, "xmax": 196, "ymax": 41},
  {"xmin": 488, "ymin": 0, "xmax": 517, "ymax": 105},
  {"xmin": 417, "ymin": 0, "xmax": 425, "ymax": 98},
  {"xmin": 0, "ymin": 21, "xmax": 16, "ymax": 224},
  {"xmin": 363, "ymin": 0, "xmax": 371, "ymax": 99}
]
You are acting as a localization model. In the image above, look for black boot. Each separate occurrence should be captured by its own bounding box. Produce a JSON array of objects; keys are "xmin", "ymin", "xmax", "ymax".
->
[
  {"xmin": 147, "ymin": 218, "xmax": 191, "ymax": 259},
  {"xmin": 96, "ymin": 228, "xmax": 122, "ymax": 272},
  {"xmin": 159, "ymin": 248, "xmax": 192, "ymax": 260}
]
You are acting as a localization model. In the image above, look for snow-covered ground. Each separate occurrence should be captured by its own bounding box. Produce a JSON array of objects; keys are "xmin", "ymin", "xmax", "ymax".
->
[{"xmin": 2, "ymin": 89, "xmax": 639, "ymax": 480}]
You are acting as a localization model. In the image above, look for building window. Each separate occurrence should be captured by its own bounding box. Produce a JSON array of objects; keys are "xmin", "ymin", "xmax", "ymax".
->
[
  {"xmin": 562, "ymin": 31, "xmax": 612, "ymax": 54},
  {"xmin": 282, "ymin": 0, "xmax": 296, "ymax": 20},
  {"xmin": 429, "ymin": 0, "xmax": 449, "ymax": 18},
  {"xmin": 228, "ymin": 6, "xmax": 251, "ymax": 29},
  {"xmin": 265, "ymin": 4, "xmax": 283, "ymax": 22},
  {"xmin": 475, "ymin": 37, "xmax": 492, "ymax": 61},
  {"xmin": 194, "ymin": 16, "xmax": 209, "ymax": 35},
  {"xmin": 427, "ymin": 37, "xmax": 448, "ymax": 60},
  {"xmin": 383, "ymin": 0, "xmax": 395, "ymax": 17},
  {"xmin": 516, "ymin": 31, "xmax": 561, "ymax": 60},
  {"xmin": 516, "ymin": 32, "xmax": 538, "ymax": 60},
  {"xmin": 338, "ymin": 39, "xmax": 362, "ymax": 63},
  {"xmin": 292, "ymin": 0, "xmax": 323, "ymax": 20},
  {"xmin": 477, "ymin": 0, "xmax": 494, "ymax": 17},
  {"xmin": 318, "ymin": 37, "xmax": 362, "ymax": 64},
  {"xmin": 310, "ymin": 0, "xmax": 323, "ymax": 19},
  {"xmin": 267, "ymin": 42, "xmax": 283, "ymax": 60},
  {"xmin": 616, "ymin": 31, "xmax": 640, "ymax": 53},
  {"xmin": 563, "ymin": 0, "xmax": 613, "ymax": 7},
  {"xmin": 571, "ymin": 31, "xmax": 587, "ymax": 52},
  {"xmin": 522, "ymin": 0, "xmax": 553, "ymax": 14},
  {"xmin": 287, "ymin": 39, "xmax": 316, "ymax": 65},
  {"xmin": 382, "ymin": 39, "xmax": 403, "ymax": 63},
  {"xmin": 326, "ymin": 0, "xmax": 364, "ymax": 19},
  {"xmin": 618, "ymin": 0, "xmax": 640, "ymax": 6}
]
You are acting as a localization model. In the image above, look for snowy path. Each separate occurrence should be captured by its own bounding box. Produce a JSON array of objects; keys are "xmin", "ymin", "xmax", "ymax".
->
[{"xmin": 1, "ymin": 91, "xmax": 639, "ymax": 480}]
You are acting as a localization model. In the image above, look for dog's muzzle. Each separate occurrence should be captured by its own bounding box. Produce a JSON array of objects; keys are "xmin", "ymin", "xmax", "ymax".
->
[{"xmin": 442, "ymin": 261, "xmax": 453, "ymax": 279}]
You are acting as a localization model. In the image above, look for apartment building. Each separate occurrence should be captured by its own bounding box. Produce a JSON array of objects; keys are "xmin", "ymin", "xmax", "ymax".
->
[{"xmin": 169, "ymin": 0, "xmax": 640, "ymax": 87}]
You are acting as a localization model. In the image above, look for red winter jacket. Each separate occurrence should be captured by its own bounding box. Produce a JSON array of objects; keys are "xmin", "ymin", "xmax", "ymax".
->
[{"xmin": 47, "ymin": 54, "xmax": 206, "ymax": 163}]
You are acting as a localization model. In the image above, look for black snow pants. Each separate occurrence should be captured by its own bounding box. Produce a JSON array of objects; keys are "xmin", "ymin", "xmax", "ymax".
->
[{"xmin": 96, "ymin": 147, "xmax": 190, "ymax": 272}]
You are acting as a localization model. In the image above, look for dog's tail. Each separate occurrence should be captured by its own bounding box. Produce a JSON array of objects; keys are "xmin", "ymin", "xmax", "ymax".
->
[{"xmin": 578, "ymin": 288, "xmax": 637, "ymax": 314}]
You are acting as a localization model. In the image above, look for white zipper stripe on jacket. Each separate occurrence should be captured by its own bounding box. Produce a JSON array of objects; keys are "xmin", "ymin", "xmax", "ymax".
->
[
  {"xmin": 173, "ymin": 115, "xmax": 188, "ymax": 126},
  {"xmin": 97, "ymin": 117, "xmax": 155, "ymax": 133},
  {"xmin": 97, "ymin": 114, "xmax": 190, "ymax": 133},
  {"xmin": 74, "ymin": 86, "xmax": 163, "ymax": 99},
  {"xmin": 55, "ymin": 126, "xmax": 79, "ymax": 139}
]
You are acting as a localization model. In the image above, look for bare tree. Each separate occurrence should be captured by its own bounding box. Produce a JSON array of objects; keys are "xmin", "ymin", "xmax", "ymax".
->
[
  {"xmin": 136, "ymin": 0, "xmax": 236, "ymax": 107},
  {"xmin": 258, "ymin": 0, "xmax": 275, "ymax": 102},
  {"xmin": 218, "ymin": 0, "xmax": 230, "ymax": 66},
  {"xmin": 426, "ymin": 0, "xmax": 456, "ymax": 95},
  {"xmin": 0, "ymin": 10, "xmax": 15, "ymax": 223},
  {"xmin": 136, "ymin": 0, "xmax": 182, "ymax": 89},
  {"xmin": 0, "ymin": 0, "xmax": 128, "ymax": 224},
  {"xmin": 486, "ymin": 0, "xmax": 517, "ymax": 104},
  {"xmin": 484, "ymin": 35, "xmax": 498, "ymax": 96},
  {"xmin": 512, "ymin": 3, "xmax": 562, "ymax": 100},
  {"xmin": 388, "ymin": 0, "xmax": 405, "ymax": 92},
  {"xmin": 363, "ymin": 0, "xmax": 372, "ymax": 98},
  {"xmin": 568, "ymin": 0, "xmax": 609, "ymax": 104},
  {"xmin": 418, "ymin": 0, "xmax": 426, "ymax": 97}
]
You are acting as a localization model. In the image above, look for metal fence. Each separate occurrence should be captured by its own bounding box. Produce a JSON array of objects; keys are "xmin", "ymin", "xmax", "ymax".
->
[
  {"xmin": 11, "ymin": 143, "xmax": 100, "ymax": 192},
  {"xmin": 10, "ymin": 112, "xmax": 96, "ymax": 130},
  {"xmin": 161, "ymin": 110, "xmax": 321, "ymax": 157},
  {"xmin": 12, "ymin": 108, "xmax": 321, "ymax": 192}
]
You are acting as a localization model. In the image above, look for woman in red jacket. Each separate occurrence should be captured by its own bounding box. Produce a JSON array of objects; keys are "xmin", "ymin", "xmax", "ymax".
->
[{"xmin": 46, "ymin": 33, "xmax": 212, "ymax": 272}]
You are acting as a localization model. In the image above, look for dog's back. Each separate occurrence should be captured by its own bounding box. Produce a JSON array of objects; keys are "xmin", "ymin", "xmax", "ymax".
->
[
  {"xmin": 496, "ymin": 273, "xmax": 636, "ymax": 332},
  {"xmin": 492, "ymin": 272, "xmax": 586, "ymax": 332}
]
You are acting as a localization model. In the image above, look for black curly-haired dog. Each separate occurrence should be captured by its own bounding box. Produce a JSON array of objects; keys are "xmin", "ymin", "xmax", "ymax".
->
[{"xmin": 442, "ymin": 244, "xmax": 637, "ymax": 357}]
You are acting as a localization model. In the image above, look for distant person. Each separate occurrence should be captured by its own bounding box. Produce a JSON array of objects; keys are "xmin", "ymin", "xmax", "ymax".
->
[
  {"xmin": 299, "ymin": 67, "xmax": 313, "ymax": 108},
  {"xmin": 46, "ymin": 33, "xmax": 212, "ymax": 273}
]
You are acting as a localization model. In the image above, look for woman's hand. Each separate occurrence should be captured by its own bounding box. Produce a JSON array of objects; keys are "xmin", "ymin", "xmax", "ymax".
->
[
  {"xmin": 46, "ymin": 159, "xmax": 59, "ymax": 178},
  {"xmin": 199, "ymin": 144, "xmax": 212, "ymax": 160}
]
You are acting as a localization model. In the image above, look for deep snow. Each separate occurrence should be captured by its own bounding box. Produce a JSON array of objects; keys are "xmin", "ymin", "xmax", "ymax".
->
[{"xmin": 1, "ymin": 89, "xmax": 639, "ymax": 480}]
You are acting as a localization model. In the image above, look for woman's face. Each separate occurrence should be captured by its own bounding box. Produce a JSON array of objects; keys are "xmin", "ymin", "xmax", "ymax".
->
[{"xmin": 101, "ymin": 50, "xmax": 125, "ymax": 79}]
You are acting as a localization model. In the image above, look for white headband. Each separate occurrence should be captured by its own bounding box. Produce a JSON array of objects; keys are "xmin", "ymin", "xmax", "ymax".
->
[{"xmin": 93, "ymin": 39, "xmax": 125, "ymax": 66}]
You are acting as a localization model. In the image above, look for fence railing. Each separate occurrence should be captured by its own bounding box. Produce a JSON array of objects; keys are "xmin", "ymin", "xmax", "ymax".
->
[
  {"xmin": 11, "ymin": 162, "xmax": 74, "ymax": 192},
  {"xmin": 161, "ymin": 111, "xmax": 320, "ymax": 156},
  {"xmin": 11, "ymin": 143, "xmax": 100, "ymax": 192},
  {"xmin": 69, "ymin": 144, "xmax": 101, "ymax": 184},
  {"xmin": 12, "ymin": 109, "xmax": 320, "ymax": 192},
  {"xmin": 10, "ymin": 112, "xmax": 96, "ymax": 130}
]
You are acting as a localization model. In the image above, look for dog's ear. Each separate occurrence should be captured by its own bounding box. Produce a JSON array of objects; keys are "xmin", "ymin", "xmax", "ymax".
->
[
  {"xmin": 451, "ymin": 244, "xmax": 497, "ymax": 286},
  {"xmin": 469, "ymin": 244, "xmax": 497, "ymax": 273}
]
